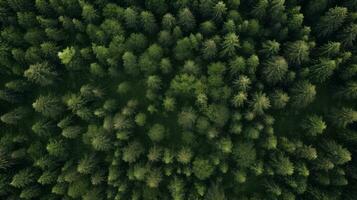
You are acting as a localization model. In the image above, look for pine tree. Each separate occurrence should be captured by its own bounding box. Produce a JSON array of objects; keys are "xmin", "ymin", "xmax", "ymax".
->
[
  {"xmin": 232, "ymin": 142, "xmax": 256, "ymax": 168},
  {"xmin": 148, "ymin": 124, "xmax": 165, "ymax": 142},
  {"xmin": 122, "ymin": 141, "xmax": 144, "ymax": 163},
  {"xmin": 338, "ymin": 82, "xmax": 357, "ymax": 99},
  {"xmin": 339, "ymin": 24, "xmax": 357, "ymax": 47},
  {"xmin": 10, "ymin": 168, "xmax": 36, "ymax": 188},
  {"xmin": 221, "ymin": 33, "xmax": 239, "ymax": 57},
  {"xmin": 260, "ymin": 40, "xmax": 280, "ymax": 57},
  {"xmin": 178, "ymin": 8, "xmax": 196, "ymax": 32},
  {"xmin": 251, "ymin": 0, "xmax": 268, "ymax": 19},
  {"xmin": 124, "ymin": 7, "xmax": 138, "ymax": 29},
  {"xmin": 140, "ymin": 11, "xmax": 158, "ymax": 35},
  {"xmin": 212, "ymin": 1, "xmax": 227, "ymax": 22},
  {"xmin": 24, "ymin": 62, "xmax": 57, "ymax": 86},
  {"xmin": 310, "ymin": 59, "xmax": 337, "ymax": 83},
  {"xmin": 301, "ymin": 115, "xmax": 326, "ymax": 136},
  {"xmin": 270, "ymin": 153, "xmax": 294, "ymax": 176},
  {"xmin": 331, "ymin": 107, "xmax": 357, "ymax": 128},
  {"xmin": 32, "ymin": 95, "xmax": 63, "ymax": 118},
  {"xmin": 250, "ymin": 92, "xmax": 271, "ymax": 115},
  {"xmin": 1, "ymin": 106, "xmax": 28, "ymax": 125},
  {"xmin": 262, "ymin": 56, "xmax": 288, "ymax": 84},
  {"xmin": 270, "ymin": 90, "xmax": 290, "ymax": 109},
  {"xmin": 162, "ymin": 13, "xmax": 176, "ymax": 30},
  {"xmin": 318, "ymin": 42, "xmax": 340, "ymax": 57},
  {"xmin": 290, "ymin": 80, "xmax": 316, "ymax": 108},
  {"xmin": 168, "ymin": 177, "xmax": 185, "ymax": 200},
  {"xmin": 58, "ymin": 47, "xmax": 76, "ymax": 65},
  {"xmin": 77, "ymin": 154, "xmax": 96, "ymax": 174},
  {"xmin": 193, "ymin": 158, "xmax": 214, "ymax": 180},
  {"xmin": 322, "ymin": 140, "xmax": 351, "ymax": 165},
  {"xmin": 284, "ymin": 40, "xmax": 310, "ymax": 64},
  {"xmin": 316, "ymin": 7, "xmax": 348, "ymax": 37}
]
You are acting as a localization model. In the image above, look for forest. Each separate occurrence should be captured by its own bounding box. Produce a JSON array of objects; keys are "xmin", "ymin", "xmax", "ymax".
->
[{"xmin": 0, "ymin": 0, "xmax": 356, "ymax": 199}]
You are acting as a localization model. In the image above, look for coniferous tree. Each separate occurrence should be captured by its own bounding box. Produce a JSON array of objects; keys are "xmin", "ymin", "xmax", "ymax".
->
[
  {"xmin": 331, "ymin": 107, "xmax": 357, "ymax": 128},
  {"xmin": 301, "ymin": 115, "xmax": 327, "ymax": 136},
  {"xmin": 262, "ymin": 56, "xmax": 288, "ymax": 84},
  {"xmin": 32, "ymin": 95, "xmax": 63, "ymax": 118},
  {"xmin": 24, "ymin": 62, "xmax": 57, "ymax": 86},
  {"xmin": 316, "ymin": 7, "xmax": 348, "ymax": 37},
  {"xmin": 1, "ymin": 107, "xmax": 28, "ymax": 125},
  {"xmin": 290, "ymin": 80, "xmax": 316, "ymax": 108}
]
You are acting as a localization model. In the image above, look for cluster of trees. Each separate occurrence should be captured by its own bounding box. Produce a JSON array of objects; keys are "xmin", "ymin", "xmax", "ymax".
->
[{"xmin": 0, "ymin": 0, "xmax": 356, "ymax": 199}]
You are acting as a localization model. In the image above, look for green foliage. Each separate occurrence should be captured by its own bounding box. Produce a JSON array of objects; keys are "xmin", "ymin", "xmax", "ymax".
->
[
  {"xmin": 24, "ymin": 62, "xmax": 57, "ymax": 86},
  {"xmin": 58, "ymin": 47, "xmax": 76, "ymax": 65},
  {"xmin": 263, "ymin": 56, "xmax": 288, "ymax": 84},
  {"xmin": 193, "ymin": 158, "xmax": 215, "ymax": 180},
  {"xmin": 301, "ymin": 115, "xmax": 326, "ymax": 136},
  {"xmin": 0, "ymin": 1, "xmax": 356, "ymax": 199},
  {"xmin": 317, "ymin": 7, "xmax": 348, "ymax": 37},
  {"xmin": 290, "ymin": 81, "xmax": 316, "ymax": 108},
  {"xmin": 32, "ymin": 95, "xmax": 63, "ymax": 118}
]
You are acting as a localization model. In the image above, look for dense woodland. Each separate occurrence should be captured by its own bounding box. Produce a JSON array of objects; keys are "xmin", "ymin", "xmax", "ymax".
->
[{"xmin": 0, "ymin": 0, "xmax": 356, "ymax": 199}]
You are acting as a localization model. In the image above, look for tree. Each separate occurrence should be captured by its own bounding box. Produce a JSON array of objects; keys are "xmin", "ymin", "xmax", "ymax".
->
[
  {"xmin": 229, "ymin": 56, "xmax": 246, "ymax": 75},
  {"xmin": 271, "ymin": 153, "xmax": 294, "ymax": 176},
  {"xmin": 262, "ymin": 56, "xmax": 288, "ymax": 84},
  {"xmin": 251, "ymin": 0, "xmax": 268, "ymax": 19},
  {"xmin": 124, "ymin": 7, "xmax": 138, "ymax": 29},
  {"xmin": 316, "ymin": 7, "xmax": 348, "ymax": 37},
  {"xmin": 62, "ymin": 126, "xmax": 82, "ymax": 139},
  {"xmin": 178, "ymin": 108, "xmax": 197, "ymax": 129},
  {"xmin": 58, "ymin": 47, "xmax": 75, "ymax": 65},
  {"xmin": 77, "ymin": 155, "xmax": 96, "ymax": 174},
  {"xmin": 146, "ymin": 168, "xmax": 162, "ymax": 188},
  {"xmin": 170, "ymin": 74, "xmax": 197, "ymax": 96},
  {"xmin": 318, "ymin": 42, "xmax": 340, "ymax": 57},
  {"xmin": 193, "ymin": 158, "xmax": 215, "ymax": 180},
  {"xmin": 310, "ymin": 59, "xmax": 337, "ymax": 83},
  {"xmin": 32, "ymin": 95, "xmax": 63, "ymax": 118},
  {"xmin": 46, "ymin": 139, "xmax": 67, "ymax": 158},
  {"xmin": 11, "ymin": 168, "xmax": 36, "ymax": 188},
  {"xmin": 212, "ymin": 1, "xmax": 227, "ymax": 22},
  {"xmin": 24, "ymin": 62, "xmax": 57, "ymax": 86},
  {"xmin": 270, "ymin": 90, "xmax": 289, "ymax": 109},
  {"xmin": 232, "ymin": 142, "xmax": 256, "ymax": 168},
  {"xmin": 174, "ymin": 37, "xmax": 193, "ymax": 61},
  {"xmin": 231, "ymin": 92, "xmax": 247, "ymax": 107},
  {"xmin": 178, "ymin": 8, "xmax": 196, "ymax": 32},
  {"xmin": 148, "ymin": 124, "xmax": 165, "ymax": 142},
  {"xmin": 169, "ymin": 177, "xmax": 185, "ymax": 200},
  {"xmin": 339, "ymin": 24, "xmax": 357, "ymax": 47},
  {"xmin": 221, "ymin": 33, "xmax": 239, "ymax": 57},
  {"xmin": 234, "ymin": 75, "xmax": 251, "ymax": 91},
  {"xmin": 322, "ymin": 140, "xmax": 351, "ymax": 165},
  {"xmin": 338, "ymin": 82, "xmax": 357, "ymax": 99},
  {"xmin": 162, "ymin": 13, "xmax": 176, "ymax": 30},
  {"xmin": 177, "ymin": 147, "xmax": 192, "ymax": 164},
  {"xmin": 250, "ymin": 92, "xmax": 271, "ymax": 115},
  {"xmin": 140, "ymin": 11, "xmax": 158, "ymax": 34},
  {"xmin": 202, "ymin": 39, "xmax": 217, "ymax": 60},
  {"xmin": 331, "ymin": 107, "xmax": 357, "ymax": 128},
  {"xmin": 260, "ymin": 40, "xmax": 280, "ymax": 57},
  {"xmin": 81, "ymin": 2, "xmax": 98, "ymax": 22},
  {"xmin": 301, "ymin": 115, "xmax": 326, "ymax": 136},
  {"xmin": 290, "ymin": 81, "xmax": 316, "ymax": 108},
  {"xmin": 1, "ymin": 107, "xmax": 28, "ymax": 125},
  {"xmin": 122, "ymin": 141, "xmax": 144, "ymax": 163},
  {"xmin": 284, "ymin": 40, "xmax": 310, "ymax": 64}
]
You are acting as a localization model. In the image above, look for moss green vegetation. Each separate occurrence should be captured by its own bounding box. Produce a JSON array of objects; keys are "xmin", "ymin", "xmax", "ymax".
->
[{"xmin": 0, "ymin": 0, "xmax": 356, "ymax": 199}]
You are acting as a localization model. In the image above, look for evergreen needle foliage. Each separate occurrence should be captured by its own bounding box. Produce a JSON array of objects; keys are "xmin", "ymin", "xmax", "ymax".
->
[{"xmin": 0, "ymin": 0, "xmax": 356, "ymax": 199}]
